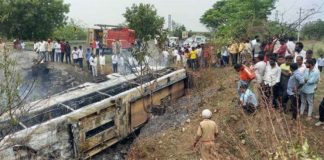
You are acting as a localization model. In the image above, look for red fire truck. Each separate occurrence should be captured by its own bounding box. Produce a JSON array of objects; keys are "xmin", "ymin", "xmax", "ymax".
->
[{"xmin": 87, "ymin": 24, "xmax": 136, "ymax": 51}]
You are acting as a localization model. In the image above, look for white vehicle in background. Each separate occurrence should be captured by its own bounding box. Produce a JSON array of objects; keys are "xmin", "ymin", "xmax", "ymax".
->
[
  {"xmin": 183, "ymin": 35, "xmax": 207, "ymax": 47},
  {"xmin": 168, "ymin": 37, "xmax": 179, "ymax": 47}
]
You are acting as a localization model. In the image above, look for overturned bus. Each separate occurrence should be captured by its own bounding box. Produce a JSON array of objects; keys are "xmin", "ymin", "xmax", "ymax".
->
[{"xmin": 0, "ymin": 68, "xmax": 187, "ymax": 159}]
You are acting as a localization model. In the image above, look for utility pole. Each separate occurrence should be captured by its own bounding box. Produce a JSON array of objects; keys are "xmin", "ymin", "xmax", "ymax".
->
[
  {"xmin": 275, "ymin": 10, "xmax": 279, "ymax": 22},
  {"xmin": 281, "ymin": 13, "xmax": 284, "ymax": 23},
  {"xmin": 297, "ymin": 7, "xmax": 302, "ymax": 42}
]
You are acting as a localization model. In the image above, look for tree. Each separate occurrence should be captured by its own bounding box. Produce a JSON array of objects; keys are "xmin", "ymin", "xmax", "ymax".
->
[
  {"xmin": 123, "ymin": 3, "xmax": 164, "ymax": 42},
  {"xmin": 52, "ymin": 19, "xmax": 87, "ymax": 41},
  {"xmin": 171, "ymin": 21, "xmax": 186, "ymax": 39},
  {"xmin": 0, "ymin": 0, "xmax": 69, "ymax": 40},
  {"xmin": 200, "ymin": 0, "xmax": 276, "ymax": 44},
  {"xmin": 302, "ymin": 20, "xmax": 324, "ymax": 40},
  {"xmin": 0, "ymin": 51, "xmax": 21, "ymax": 118}
]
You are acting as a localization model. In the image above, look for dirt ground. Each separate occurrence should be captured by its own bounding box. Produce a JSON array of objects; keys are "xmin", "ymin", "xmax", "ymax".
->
[{"xmin": 126, "ymin": 67, "xmax": 324, "ymax": 160}]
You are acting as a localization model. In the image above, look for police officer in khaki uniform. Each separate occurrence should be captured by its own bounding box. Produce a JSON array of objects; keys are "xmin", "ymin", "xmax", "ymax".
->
[{"xmin": 193, "ymin": 109, "xmax": 219, "ymax": 160}]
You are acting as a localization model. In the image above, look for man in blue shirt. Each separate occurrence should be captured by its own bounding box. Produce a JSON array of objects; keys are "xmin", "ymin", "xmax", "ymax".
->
[
  {"xmin": 287, "ymin": 63, "xmax": 305, "ymax": 120},
  {"xmin": 85, "ymin": 48, "xmax": 92, "ymax": 71},
  {"xmin": 239, "ymin": 83, "xmax": 258, "ymax": 114},
  {"xmin": 300, "ymin": 59, "xmax": 320, "ymax": 120}
]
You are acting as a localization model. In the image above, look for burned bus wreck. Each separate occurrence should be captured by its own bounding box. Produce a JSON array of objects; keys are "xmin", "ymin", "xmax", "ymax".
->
[{"xmin": 0, "ymin": 68, "xmax": 187, "ymax": 159}]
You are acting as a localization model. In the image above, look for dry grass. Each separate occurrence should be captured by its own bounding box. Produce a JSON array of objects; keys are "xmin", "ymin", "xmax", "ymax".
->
[
  {"xmin": 126, "ymin": 66, "xmax": 324, "ymax": 160},
  {"xmin": 303, "ymin": 40, "xmax": 324, "ymax": 57}
]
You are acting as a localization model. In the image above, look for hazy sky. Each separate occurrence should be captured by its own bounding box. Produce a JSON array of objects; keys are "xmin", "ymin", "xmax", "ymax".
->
[{"xmin": 65, "ymin": 0, "xmax": 324, "ymax": 31}]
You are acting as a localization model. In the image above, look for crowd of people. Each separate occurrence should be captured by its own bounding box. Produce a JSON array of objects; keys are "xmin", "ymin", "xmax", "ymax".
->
[
  {"xmin": 229, "ymin": 35, "xmax": 324, "ymax": 128},
  {"xmin": 193, "ymin": 36, "xmax": 324, "ymax": 160},
  {"xmin": 33, "ymin": 39, "xmax": 111, "ymax": 77},
  {"xmin": 161, "ymin": 43, "xmax": 214, "ymax": 70}
]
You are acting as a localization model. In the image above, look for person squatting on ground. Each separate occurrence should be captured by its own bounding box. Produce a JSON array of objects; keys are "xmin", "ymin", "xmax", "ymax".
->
[
  {"xmin": 193, "ymin": 109, "xmax": 219, "ymax": 160},
  {"xmin": 239, "ymin": 83, "xmax": 258, "ymax": 114}
]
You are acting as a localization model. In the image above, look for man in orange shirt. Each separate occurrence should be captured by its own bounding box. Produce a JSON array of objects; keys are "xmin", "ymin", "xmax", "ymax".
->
[
  {"xmin": 234, "ymin": 64, "xmax": 256, "ymax": 81},
  {"xmin": 234, "ymin": 64, "xmax": 256, "ymax": 95}
]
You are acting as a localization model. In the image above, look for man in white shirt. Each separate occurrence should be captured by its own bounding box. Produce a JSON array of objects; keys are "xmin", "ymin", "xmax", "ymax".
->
[
  {"xmin": 95, "ymin": 40, "xmax": 100, "ymax": 55},
  {"xmin": 21, "ymin": 41, "xmax": 25, "ymax": 50},
  {"xmin": 33, "ymin": 41, "xmax": 39, "ymax": 53},
  {"xmin": 244, "ymin": 40, "xmax": 253, "ymax": 58},
  {"xmin": 39, "ymin": 40, "xmax": 47, "ymax": 62},
  {"xmin": 99, "ymin": 53, "xmax": 106, "ymax": 74},
  {"xmin": 54, "ymin": 40, "xmax": 61, "ymax": 62},
  {"xmin": 89, "ymin": 54, "xmax": 97, "ymax": 77},
  {"xmin": 296, "ymin": 56, "xmax": 307, "ymax": 74},
  {"xmin": 47, "ymin": 39, "xmax": 54, "ymax": 62},
  {"xmin": 111, "ymin": 54, "xmax": 118, "ymax": 73},
  {"xmin": 221, "ymin": 46, "xmax": 229, "ymax": 66},
  {"xmin": 263, "ymin": 57, "xmax": 281, "ymax": 107},
  {"xmin": 172, "ymin": 48, "xmax": 181, "ymax": 67},
  {"xmin": 264, "ymin": 58, "xmax": 281, "ymax": 87},
  {"xmin": 317, "ymin": 54, "xmax": 324, "ymax": 72},
  {"xmin": 286, "ymin": 37, "xmax": 295, "ymax": 56},
  {"xmin": 254, "ymin": 55, "xmax": 266, "ymax": 84},
  {"xmin": 294, "ymin": 42, "xmax": 306, "ymax": 63},
  {"xmin": 162, "ymin": 49, "xmax": 169, "ymax": 66},
  {"xmin": 253, "ymin": 39, "xmax": 261, "ymax": 58},
  {"xmin": 78, "ymin": 46, "xmax": 83, "ymax": 69},
  {"xmin": 251, "ymin": 35, "xmax": 258, "ymax": 46}
]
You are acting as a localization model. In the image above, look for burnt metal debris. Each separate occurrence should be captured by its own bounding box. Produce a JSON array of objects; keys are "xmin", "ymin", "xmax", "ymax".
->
[
  {"xmin": 0, "ymin": 68, "xmax": 186, "ymax": 159},
  {"xmin": 0, "ymin": 68, "xmax": 175, "ymax": 139}
]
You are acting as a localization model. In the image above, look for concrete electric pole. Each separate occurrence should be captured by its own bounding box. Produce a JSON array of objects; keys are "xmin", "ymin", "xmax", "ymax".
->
[
  {"xmin": 275, "ymin": 10, "xmax": 279, "ymax": 22},
  {"xmin": 297, "ymin": 7, "xmax": 302, "ymax": 42}
]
